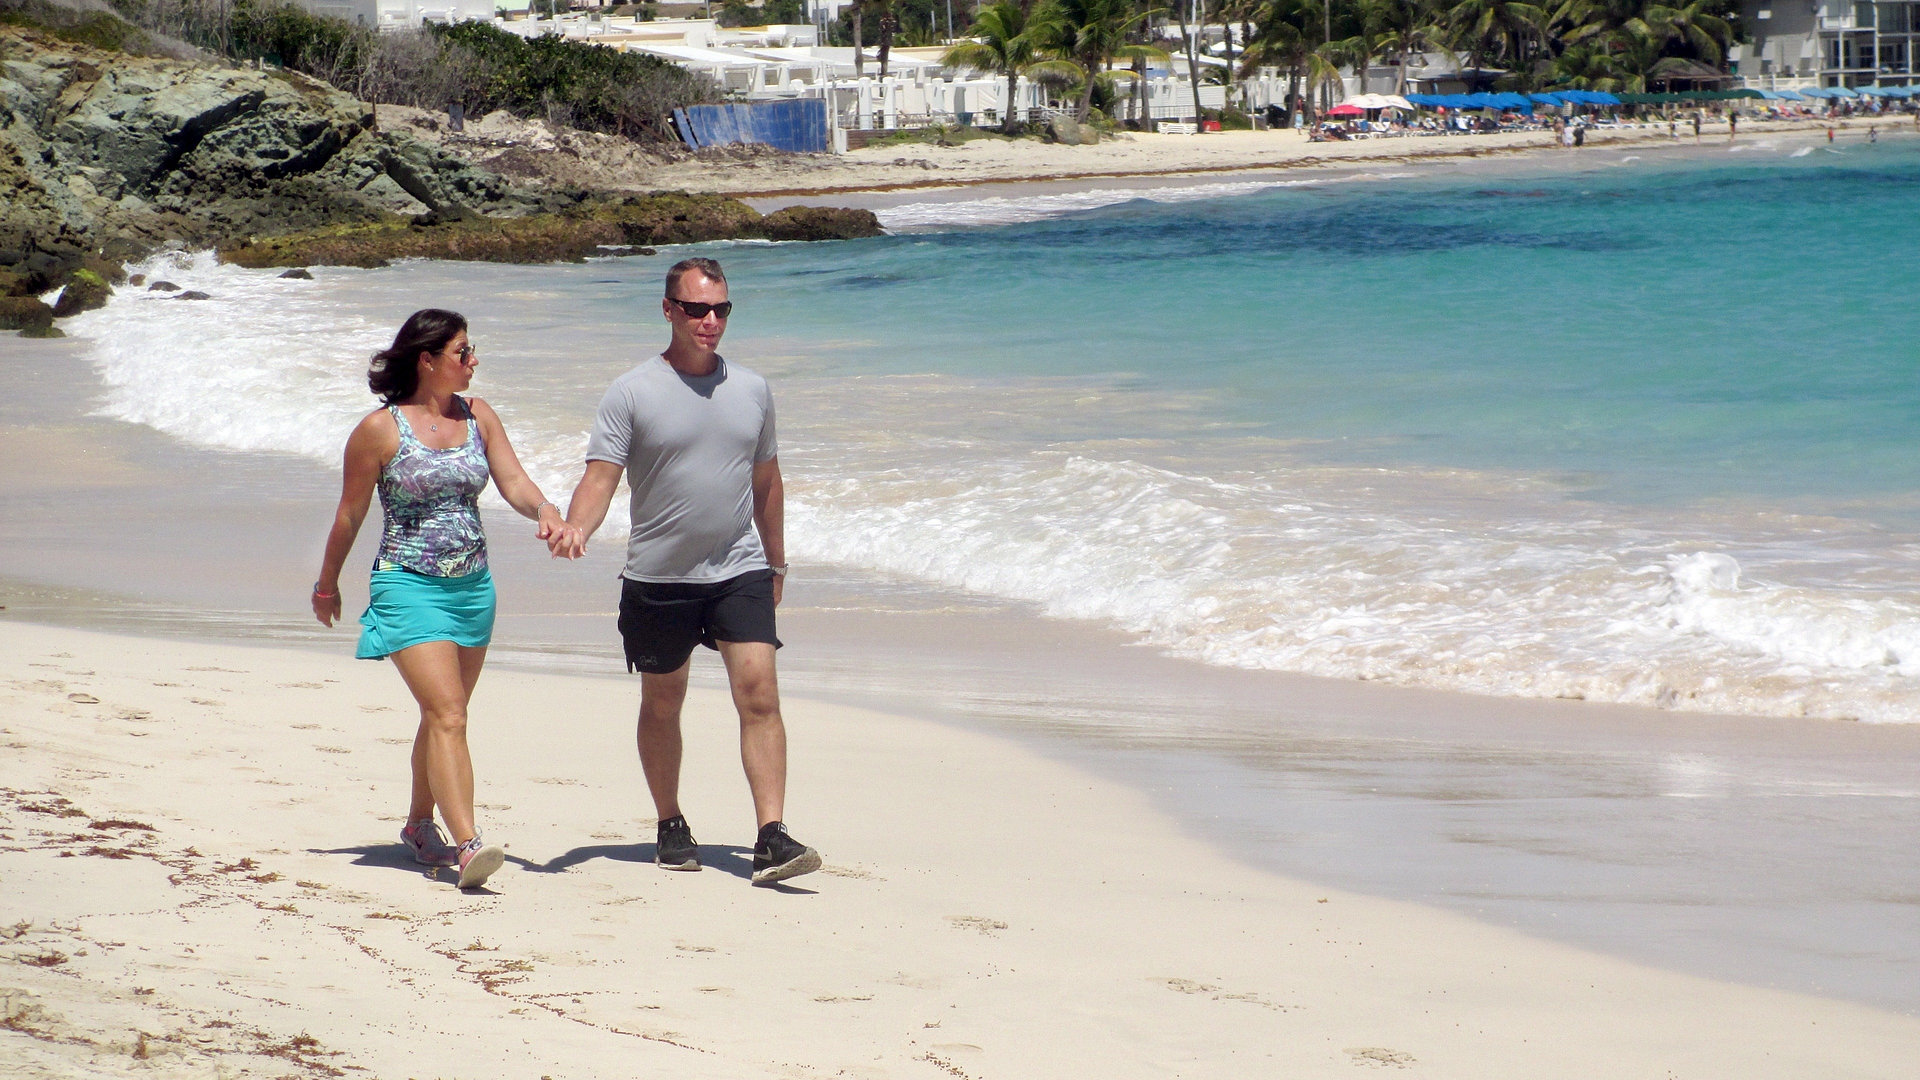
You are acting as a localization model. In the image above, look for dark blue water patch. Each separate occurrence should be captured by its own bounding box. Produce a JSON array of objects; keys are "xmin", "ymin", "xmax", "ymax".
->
[
  {"xmin": 836, "ymin": 272, "xmax": 915, "ymax": 289},
  {"xmin": 903, "ymin": 186, "xmax": 1648, "ymax": 262}
]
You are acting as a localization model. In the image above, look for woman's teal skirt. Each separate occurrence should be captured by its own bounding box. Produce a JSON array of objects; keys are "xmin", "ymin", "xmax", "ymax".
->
[{"xmin": 356, "ymin": 567, "xmax": 496, "ymax": 660}]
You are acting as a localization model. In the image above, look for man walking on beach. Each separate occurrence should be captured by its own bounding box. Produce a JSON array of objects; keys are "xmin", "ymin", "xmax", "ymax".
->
[{"xmin": 551, "ymin": 256, "xmax": 821, "ymax": 886}]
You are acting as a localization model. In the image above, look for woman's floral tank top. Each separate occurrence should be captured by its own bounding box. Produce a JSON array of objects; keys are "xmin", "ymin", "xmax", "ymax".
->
[{"xmin": 373, "ymin": 397, "xmax": 490, "ymax": 577}]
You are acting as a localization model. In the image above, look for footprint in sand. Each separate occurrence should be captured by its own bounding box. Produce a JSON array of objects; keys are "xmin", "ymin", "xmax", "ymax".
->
[
  {"xmin": 945, "ymin": 916, "xmax": 1007, "ymax": 936},
  {"xmin": 1159, "ymin": 977, "xmax": 1292, "ymax": 1011},
  {"xmin": 66, "ymin": 693, "xmax": 99, "ymax": 704},
  {"xmin": 1346, "ymin": 1047, "xmax": 1416, "ymax": 1068},
  {"xmin": 821, "ymin": 864, "xmax": 883, "ymax": 881}
]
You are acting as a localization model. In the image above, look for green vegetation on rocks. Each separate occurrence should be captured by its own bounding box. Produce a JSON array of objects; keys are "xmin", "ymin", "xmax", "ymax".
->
[
  {"xmin": 0, "ymin": 295, "xmax": 58, "ymax": 335},
  {"xmin": 220, "ymin": 194, "xmax": 882, "ymax": 269},
  {"xmin": 106, "ymin": 0, "xmax": 718, "ymax": 143},
  {"xmin": 50, "ymin": 267, "xmax": 111, "ymax": 315}
]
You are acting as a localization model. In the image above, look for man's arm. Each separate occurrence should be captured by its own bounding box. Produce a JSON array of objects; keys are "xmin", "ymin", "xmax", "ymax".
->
[
  {"xmin": 552, "ymin": 460, "xmax": 625, "ymax": 559},
  {"xmin": 751, "ymin": 456, "xmax": 785, "ymax": 606}
]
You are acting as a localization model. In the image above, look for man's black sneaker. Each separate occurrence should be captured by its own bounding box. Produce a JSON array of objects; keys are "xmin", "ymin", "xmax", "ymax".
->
[
  {"xmin": 751, "ymin": 821, "xmax": 821, "ymax": 885},
  {"xmin": 655, "ymin": 815, "xmax": 700, "ymax": 871}
]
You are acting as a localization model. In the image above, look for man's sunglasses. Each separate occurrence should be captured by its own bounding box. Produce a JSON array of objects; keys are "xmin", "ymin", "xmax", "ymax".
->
[{"xmin": 667, "ymin": 297, "xmax": 733, "ymax": 319}]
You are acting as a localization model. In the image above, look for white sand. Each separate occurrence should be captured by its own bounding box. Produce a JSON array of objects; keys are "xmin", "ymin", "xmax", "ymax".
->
[
  {"xmin": 383, "ymin": 102, "xmax": 1852, "ymax": 199},
  {"xmin": 5, "ymin": 621, "xmax": 1918, "ymax": 1077}
]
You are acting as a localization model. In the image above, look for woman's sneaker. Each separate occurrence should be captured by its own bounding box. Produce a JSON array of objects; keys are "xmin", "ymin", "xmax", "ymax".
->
[
  {"xmin": 751, "ymin": 821, "xmax": 821, "ymax": 885},
  {"xmin": 456, "ymin": 835, "xmax": 506, "ymax": 890},
  {"xmin": 656, "ymin": 815, "xmax": 700, "ymax": 871},
  {"xmin": 400, "ymin": 818, "xmax": 459, "ymax": 867}
]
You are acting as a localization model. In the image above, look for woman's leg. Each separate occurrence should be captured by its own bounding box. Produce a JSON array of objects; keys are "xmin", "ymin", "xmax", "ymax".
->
[{"xmin": 392, "ymin": 641, "xmax": 489, "ymax": 845}]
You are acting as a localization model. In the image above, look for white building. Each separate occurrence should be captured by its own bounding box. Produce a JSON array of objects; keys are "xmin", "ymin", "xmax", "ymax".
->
[
  {"xmin": 1740, "ymin": 0, "xmax": 1920, "ymax": 88},
  {"xmin": 292, "ymin": 0, "xmax": 495, "ymax": 30}
]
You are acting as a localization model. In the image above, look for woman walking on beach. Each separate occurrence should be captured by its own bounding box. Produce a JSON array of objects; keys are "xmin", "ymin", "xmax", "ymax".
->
[{"xmin": 311, "ymin": 309, "xmax": 569, "ymax": 890}]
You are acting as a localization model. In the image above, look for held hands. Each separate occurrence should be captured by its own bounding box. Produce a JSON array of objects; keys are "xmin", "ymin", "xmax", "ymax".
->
[{"xmin": 537, "ymin": 504, "xmax": 587, "ymax": 560}]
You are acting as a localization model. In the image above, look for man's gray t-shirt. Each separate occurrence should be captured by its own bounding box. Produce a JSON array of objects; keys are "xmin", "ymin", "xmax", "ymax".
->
[{"xmin": 585, "ymin": 354, "xmax": 777, "ymax": 583}]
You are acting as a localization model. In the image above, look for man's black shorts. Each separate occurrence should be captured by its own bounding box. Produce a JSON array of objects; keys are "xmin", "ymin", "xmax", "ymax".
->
[{"xmin": 617, "ymin": 570, "xmax": 781, "ymax": 674}]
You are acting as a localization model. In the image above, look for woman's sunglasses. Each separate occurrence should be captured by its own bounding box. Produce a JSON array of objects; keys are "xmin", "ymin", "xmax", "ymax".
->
[{"xmin": 667, "ymin": 297, "xmax": 733, "ymax": 319}]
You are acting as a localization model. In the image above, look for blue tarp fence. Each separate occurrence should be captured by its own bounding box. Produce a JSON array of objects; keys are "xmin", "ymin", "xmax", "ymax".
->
[
  {"xmin": 1404, "ymin": 90, "xmax": 1622, "ymax": 112},
  {"xmin": 673, "ymin": 100, "xmax": 831, "ymax": 153}
]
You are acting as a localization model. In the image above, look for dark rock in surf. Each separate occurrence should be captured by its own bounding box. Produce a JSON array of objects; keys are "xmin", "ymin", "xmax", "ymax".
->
[{"xmin": 51, "ymin": 269, "xmax": 111, "ymax": 316}]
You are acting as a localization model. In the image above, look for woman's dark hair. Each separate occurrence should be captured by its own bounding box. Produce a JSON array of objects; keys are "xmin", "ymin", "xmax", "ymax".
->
[{"xmin": 368, "ymin": 309, "xmax": 467, "ymax": 403}]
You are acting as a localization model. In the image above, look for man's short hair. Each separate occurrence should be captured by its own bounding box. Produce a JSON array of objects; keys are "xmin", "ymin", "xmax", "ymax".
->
[{"xmin": 666, "ymin": 257, "xmax": 726, "ymax": 297}]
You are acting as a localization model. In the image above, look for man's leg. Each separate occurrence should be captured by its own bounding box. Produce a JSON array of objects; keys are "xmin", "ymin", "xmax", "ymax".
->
[
  {"xmin": 718, "ymin": 639, "xmax": 818, "ymax": 884},
  {"xmin": 637, "ymin": 661, "xmax": 692, "ymax": 821},
  {"xmin": 716, "ymin": 640, "xmax": 785, "ymax": 828}
]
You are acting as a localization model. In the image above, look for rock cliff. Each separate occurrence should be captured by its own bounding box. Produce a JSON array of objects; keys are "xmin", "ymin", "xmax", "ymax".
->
[
  {"xmin": 0, "ymin": 26, "xmax": 536, "ymax": 277},
  {"xmin": 0, "ymin": 22, "xmax": 881, "ymax": 334}
]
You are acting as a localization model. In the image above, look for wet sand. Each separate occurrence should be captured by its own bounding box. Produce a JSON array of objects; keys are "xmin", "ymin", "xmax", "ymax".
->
[{"xmin": 4, "ymin": 287, "xmax": 1920, "ymax": 1027}]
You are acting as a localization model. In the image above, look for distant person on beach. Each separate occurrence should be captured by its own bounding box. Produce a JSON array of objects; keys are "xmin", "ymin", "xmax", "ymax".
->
[
  {"xmin": 1728, "ymin": 112, "xmax": 1738, "ymax": 140},
  {"xmin": 312, "ymin": 309, "xmax": 570, "ymax": 891},
  {"xmin": 550, "ymin": 256, "xmax": 821, "ymax": 887},
  {"xmin": 1669, "ymin": 117, "xmax": 1678, "ymax": 139},
  {"xmin": 1870, "ymin": 125, "xmax": 1879, "ymax": 143},
  {"xmin": 1692, "ymin": 113, "xmax": 1701, "ymax": 142}
]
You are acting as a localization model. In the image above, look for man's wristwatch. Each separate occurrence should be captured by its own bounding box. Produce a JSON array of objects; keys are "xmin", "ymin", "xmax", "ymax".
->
[{"xmin": 770, "ymin": 564, "xmax": 788, "ymax": 577}]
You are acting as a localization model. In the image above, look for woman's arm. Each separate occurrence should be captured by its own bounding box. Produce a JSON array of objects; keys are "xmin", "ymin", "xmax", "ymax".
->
[
  {"xmin": 313, "ymin": 411, "xmax": 397, "ymax": 627},
  {"xmin": 468, "ymin": 397, "xmax": 566, "ymax": 542}
]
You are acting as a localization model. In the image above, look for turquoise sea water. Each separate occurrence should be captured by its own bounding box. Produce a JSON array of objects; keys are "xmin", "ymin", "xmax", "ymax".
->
[
  {"xmin": 64, "ymin": 136, "xmax": 1920, "ymax": 723},
  {"xmin": 741, "ymin": 145, "xmax": 1920, "ymax": 510}
]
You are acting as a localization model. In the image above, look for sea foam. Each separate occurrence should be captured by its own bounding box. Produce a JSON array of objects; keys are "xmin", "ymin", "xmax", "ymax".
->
[{"xmin": 63, "ymin": 251, "xmax": 1920, "ymax": 725}]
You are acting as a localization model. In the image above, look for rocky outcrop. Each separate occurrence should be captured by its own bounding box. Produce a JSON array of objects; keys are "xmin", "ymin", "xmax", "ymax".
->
[
  {"xmin": 762, "ymin": 206, "xmax": 884, "ymax": 242},
  {"xmin": 221, "ymin": 194, "xmax": 882, "ymax": 268},
  {"xmin": 0, "ymin": 295, "xmax": 58, "ymax": 336},
  {"xmin": 0, "ymin": 23, "xmax": 545, "ymax": 299},
  {"xmin": 49, "ymin": 267, "xmax": 110, "ymax": 316},
  {"xmin": 1, "ymin": 21, "xmax": 883, "ymax": 334}
]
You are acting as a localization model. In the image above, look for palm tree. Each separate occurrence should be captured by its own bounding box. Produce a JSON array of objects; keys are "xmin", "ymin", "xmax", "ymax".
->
[
  {"xmin": 1175, "ymin": 0, "xmax": 1212, "ymax": 129},
  {"xmin": 1443, "ymin": 0, "xmax": 1549, "ymax": 81},
  {"xmin": 1626, "ymin": 0, "xmax": 1733, "ymax": 67},
  {"xmin": 1047, "ymin": 0, "xmax": 1167, "ymax": 122},
  {"xmin": 944, "ymin": 1, "xmax": 1072, "ymax": 132},
  {"xmin": 1242, "ymin": 0, "xmax": 1338, "ymax": 121},
  {"xmin": 875, "ymin": 0, "xmax": 899, "ymax": 79}
]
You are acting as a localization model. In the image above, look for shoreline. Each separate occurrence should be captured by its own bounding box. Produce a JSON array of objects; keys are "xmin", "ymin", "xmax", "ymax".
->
[
  {"xmin": 8, "ymin": 143, "xmax": 1920, "ymax": 1029},
  {"xmin": 691, "ymin": 119, "xmax": 1854, "ymax": 201},
  {"xmin": 6, "ymin": 619, "xmax": 1920, "ymax": 1078}
]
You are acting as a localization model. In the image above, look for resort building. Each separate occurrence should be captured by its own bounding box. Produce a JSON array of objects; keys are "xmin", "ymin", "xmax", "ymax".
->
[
  {"xmin": 289, "ymin": 0, "xmax": 494, "ymax": 29},
  {"xmin": 489, "ymin": 13, "xmax": 1273, "ymax": 134},
  {"xmin": 1739, "ymin": 0, "xmax": 1920, "ymax": 88}
]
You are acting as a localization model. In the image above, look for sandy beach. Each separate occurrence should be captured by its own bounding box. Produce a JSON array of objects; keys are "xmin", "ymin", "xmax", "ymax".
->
[
  {"xmin": 8, "ymin": 116, "xmax": 1920, "ymax": 1078},
  {"xmin": 6, "ymin": 619, "xmax": 1920, "ymax": 1079},
  {"xmin": 387, "ymin": 103, "xmax": 1850, "ymax": 199}
]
